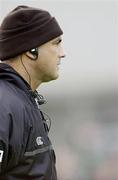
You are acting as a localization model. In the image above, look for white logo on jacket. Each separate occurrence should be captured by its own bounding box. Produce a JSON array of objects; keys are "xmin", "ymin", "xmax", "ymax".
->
[
  {"xmin": 0, "ymin": 150, "xmax": 4, "ymax": 162},
  {"xmin": 36, "ymin": 136, "xmax": 43, "ymax": 146}
]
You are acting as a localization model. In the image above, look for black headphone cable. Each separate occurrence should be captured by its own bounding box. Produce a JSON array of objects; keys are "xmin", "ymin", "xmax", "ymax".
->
[{"xmin": 20, "ymin": 55, "xmax": 31, "ymax": 87}]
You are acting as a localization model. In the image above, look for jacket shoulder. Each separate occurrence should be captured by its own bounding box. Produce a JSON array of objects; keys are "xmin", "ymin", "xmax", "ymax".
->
[{"xmin": 0, "ymin": 80, "xmax": 27, "ymax": 110}]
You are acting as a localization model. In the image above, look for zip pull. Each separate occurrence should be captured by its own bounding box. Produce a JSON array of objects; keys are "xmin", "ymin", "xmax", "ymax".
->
[{"xmin": 33, "ymin": 90, "xmax": 47, "ymax": 106}]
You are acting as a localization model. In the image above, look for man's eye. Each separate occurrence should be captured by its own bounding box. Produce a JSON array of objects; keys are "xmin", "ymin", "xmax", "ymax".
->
[
  {"xmin": 52, "ymin": 39, "xmax": 62, "ymax": 45},
  {"xmin": 56, "ymin": 39, "xmax": 62, "ymax": 44}
]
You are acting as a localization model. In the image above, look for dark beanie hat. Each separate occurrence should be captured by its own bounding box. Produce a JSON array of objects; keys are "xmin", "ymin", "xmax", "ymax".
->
[{"xmin": 0, "ymin": 5, "xmax": 63, "ymax": 60}]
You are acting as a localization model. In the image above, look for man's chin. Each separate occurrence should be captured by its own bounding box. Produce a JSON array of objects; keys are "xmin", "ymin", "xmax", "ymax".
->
[
  {"xmin": 43, "ymin": 74, "xmax": 59, "ymax": 83},
  {"xmin": 50, "ymin": 74, "xmax": 59, "ymax": 81}
]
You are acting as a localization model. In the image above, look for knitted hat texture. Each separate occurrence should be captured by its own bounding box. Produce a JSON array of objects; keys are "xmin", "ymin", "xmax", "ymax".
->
[{"xmin": 0, "ymin": 5, "xmax": 63, "ymax": 60}]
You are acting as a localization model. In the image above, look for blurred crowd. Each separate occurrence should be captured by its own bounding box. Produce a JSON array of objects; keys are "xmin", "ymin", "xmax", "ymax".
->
[{"xmin": 43, "ymin": 90, "xmax": 118, "ymax": 180}]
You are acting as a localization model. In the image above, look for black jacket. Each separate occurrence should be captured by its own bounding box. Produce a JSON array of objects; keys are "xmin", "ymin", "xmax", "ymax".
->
[{"xmin": 0, "ymin": 63, "xmax": 57, "ymax": 180}]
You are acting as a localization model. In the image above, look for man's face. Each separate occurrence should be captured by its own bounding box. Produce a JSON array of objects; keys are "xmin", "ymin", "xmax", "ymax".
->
[{"xmin": 35, "ymin": 36, "xmax": 65, "ymax": 82}]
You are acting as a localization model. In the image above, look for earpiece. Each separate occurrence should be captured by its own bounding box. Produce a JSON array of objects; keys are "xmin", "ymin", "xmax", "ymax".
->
[{"xmin": 28, "ymin": 47, "xmax": 38, "ymax": 60}]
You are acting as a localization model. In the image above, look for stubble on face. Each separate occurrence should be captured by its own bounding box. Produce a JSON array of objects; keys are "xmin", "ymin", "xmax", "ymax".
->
[{"xmin": 35, "ymin": 37, "xmax": 62, "ymax": 83}]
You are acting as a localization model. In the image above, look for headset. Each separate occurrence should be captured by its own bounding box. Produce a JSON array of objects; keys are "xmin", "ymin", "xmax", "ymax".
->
[
  {"xmin": 20, "ymin": 47, "xmax": 38, "ymax": 86},
  {"xmin": 28, "ymin": 47, "xmax": 38, "ymax": 60}
]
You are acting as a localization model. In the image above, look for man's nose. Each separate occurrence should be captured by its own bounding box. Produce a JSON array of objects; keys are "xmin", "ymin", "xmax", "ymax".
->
[{"xmin": 59, "ymin": 46, "xmax": 66, "ymax": 58}]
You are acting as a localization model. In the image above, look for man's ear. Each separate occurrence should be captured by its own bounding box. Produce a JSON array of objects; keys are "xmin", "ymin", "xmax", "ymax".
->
[
  {"xmin": 26, "ymin": 48, "xmax": 38, "ymax": 60},
  {"xmin": 25, "ymin": 51, "xmax": 36, "ymax": 60}
]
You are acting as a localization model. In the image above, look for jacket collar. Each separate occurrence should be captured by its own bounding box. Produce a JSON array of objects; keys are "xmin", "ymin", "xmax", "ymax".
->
[{"xmin": 0, "ymin": 63, "xmax": 46, "ymax": 105}]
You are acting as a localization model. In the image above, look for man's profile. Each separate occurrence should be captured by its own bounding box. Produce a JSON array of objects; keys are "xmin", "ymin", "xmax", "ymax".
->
[{"xmin": 0, "ymin": 5, "xmax": 65, "ymax": 179}]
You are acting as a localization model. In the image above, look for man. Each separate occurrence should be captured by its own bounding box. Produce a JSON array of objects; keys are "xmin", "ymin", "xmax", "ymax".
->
[{"xmin": 0, "ymin": 5, "xmax": 65, "ymax": 179}]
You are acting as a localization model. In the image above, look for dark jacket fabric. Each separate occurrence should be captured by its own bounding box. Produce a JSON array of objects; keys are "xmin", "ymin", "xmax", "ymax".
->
[{"xmin": 0, "ymin": 63, "xmax": 57, "ymax": 180}]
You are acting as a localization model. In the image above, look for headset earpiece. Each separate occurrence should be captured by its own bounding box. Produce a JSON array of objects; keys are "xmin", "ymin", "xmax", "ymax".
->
[{"xmin": 28, "ymin": 48, "xmax": 38, "ymax": 60}]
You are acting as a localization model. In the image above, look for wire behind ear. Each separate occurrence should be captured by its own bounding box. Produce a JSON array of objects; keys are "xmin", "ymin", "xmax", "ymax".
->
[{"xmin": 29, "ymin": 48, "xmax": 38, "ymax": 60}]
